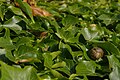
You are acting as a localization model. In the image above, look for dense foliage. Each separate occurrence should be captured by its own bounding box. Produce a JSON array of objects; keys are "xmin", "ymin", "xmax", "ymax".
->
[{"xmin": 0, "ymin": 0, "xmax": 120, "ymax": 80}]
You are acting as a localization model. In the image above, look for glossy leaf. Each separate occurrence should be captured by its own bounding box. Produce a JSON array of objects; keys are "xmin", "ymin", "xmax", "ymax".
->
[
  {"xmin": 116, "ymin": 24, "xmax": 120, "ymax": 33},
  {"xmin": 107, "ymin": 55, "xmax": 120, "ymax": 68},
  {"xmin": 93, "ymin": 41, "xmax": 120, "ymax": 55},
  {"xmin": 0, "ymin": 4, "xmax": 5, "ymax": 21},
  {"xmin": 52, "ymin": 61, "xmax": 66, "ymax": 68},
  {"xmin": 43, "ymin": 53, "xmax": 53, "ymax": 69},
  {"xmin": 13, "ymin": 45, "xmax": 38, "ymax": 63},
  {"xmin": 76, "ymin": 61, "xmax": 96, "ymax": 75},
  {"xmin": 109, "ymin": 66, "xmax": 120, "ymax": 80},
  {"xmin": 0, "ymin": 61, "xmax": 39, "ymax": 80},
  {"xmin": 15, "ymin": 0, "xmax": 34, "ymax": 23},
  {"xmin": 68, "ymin": 4, "xmax": 81, "ymax": 14},
  {"xmin": 50, "ymin": 51, "xmax": 61, "ymax": 60},
  {"xmin": 50, "ymin": 69, "xmax": 63, "ymax": 78},
  {"xmin": 98, "ymin": 14, "xmax": 113, "ymax": 26},
  {"xmin": 81, "ymin": 27, "xmax": 99, "ymax": 41},
  {"xmin": 8, "ymin": 6, "xmax": 26, "ymax": 18},
  {"xmin": 0, "ymin": 37, "xmax": 15, "ymax": 50},
  {"xmin": 0, "ymin": 49, "xmax": 6, "ymax": 55},
  {"xmin": 56, "ymin": 67, "xmax": 71, "ymax": 76},
  {"xmin": 0, "ymin": 0, "xmax": 120, "ymax": 80},
  {"xmin": 15, "ymin": 37, "xmax": 31, "ymax": 48},
  {"xmin": 62, "ymin": 15, "xmax": 79, "ymax": 27},
  {"xmin": 2, "ymin": 16, "xmax": 22, "ymax": 33}
]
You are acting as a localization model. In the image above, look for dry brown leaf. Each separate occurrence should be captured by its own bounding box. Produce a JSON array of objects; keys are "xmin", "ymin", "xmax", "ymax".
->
[
  {"xmin": 15, "ymin": 58, "xmax": 33, "ymax": 64},
  {"xmin": 31, "ymin": 6, "xmax": 51, "ymax": 17},
  {"xmin": 15, "ymin": 2, "xmax": 19, "ymax": 7},
  {"xmin": 40, "ymin": 32, "xmax": 48, "ymax": 38},
  {"xmin": 23, "ymin": 0, "xmax": 27, "ymax": 2},
  {"xmin": 15, "ymin": 0, "xmax": 51, "ymax": 17}
]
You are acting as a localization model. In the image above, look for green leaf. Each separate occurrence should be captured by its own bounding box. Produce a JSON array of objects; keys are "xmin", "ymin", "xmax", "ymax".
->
[
  {"xmin": 56, "ymin": 67, "xmax": 71, "ymax": 76},
  {"xmin": 0, "ymin": 49, "xmax": 6, "ymax": 55},
  {"xmin": 59, "ymin": 41, "xmax": 73, "ymax": 58},
  {"xmin": 68, "ymin": 4, "xmax": 81, "ymax": 14},
  {"xmin": 4, "ymin": 28, "xmax": 10, "ymax": 40},
  {"xmin": 107, "ymin": 55, "xmax": 120, "ymax": 68},
  {"xmin": 0, "ymin": 61, "xmax": 39, "ymax": 80},
  {"xmin": 44, "ymin": 39, "xmax": 58, "ymax": 47},
  {"xmin": 14, "ymin": 45, "xmax": 38, "ymax": 62},
  {"xmin": 6, "ymin": 50, "xmax": 16, "ymax": 62},
  {"xmin": 39, "ymin": 75, "xmax": 53, "ymax": 80},
  {"xmin": 50, "ymin": 69, "xmax": 63, "ymax": 78},
  {"xmin": 56, "ymin": 28, "xmax": 79, "ymax": 43},
  {"xmin": 8, "ymin": 6, "xmax": 26, "ymax": 18},
  {"xmin": 71, "ymin": 51, "xmax": 83, "ymax": 58},
  {"xmin": 15, "ymin": 37, "xmax": 31, "ymax": 48},
  {"xmin": 98, "ymin": 14, "xmax": 113, "ymax": 26},
  {"xmin": 0, "ymin": 0, "xmax": 6, "ymax": 2},
  {"xmin": 109, "ymin": 66, "xmax": 120, "ymax": 80},
  {"xmin": 77, "ymin": 43, "xmax": 90, "ymax": 60},
  {"xmin": 116, "ymin": 24, "xmax": 120, "ymax": 32},
  {"xmin": 65, "ymin": 59, "xmax": 75, "ymax": 70},
  {"xmin": 81, "ymin": 27, "xmax": 98, "ymax": 41},
  {"xmin": 4, "ymin": 16, "xmax": 22, "ymax": 24},
  {"xmin": 76, "ymin": 61, "xmax": 96, "ymax": 76},
  {"xmin": 15, "ymin": 0, "xmax": 34, "ymax": 23},
  {"xmin": 43, "ymin": 53, "xmax": 53, "ymax": 69},
  {"xmin": 69, "ymin": 74, "xmax": 78, "ymax": 80},
  {"xmin": 0, "ymin": 4, "xmax": 5, "ymax": 21},
  {"xmin": 98, "ymin": 14, "xmax": 110, "ymax": 20},
  {"xmin": 50, "ymin": 51, "xmax": 61, "ymax": 60},
  {"xmin": 62, "ymin": 15, "xmax": 79, "ymax": 27},
  {"xmin": 52, "ymin": 61, "xmax": 66, "ymax": 68},
  {"xmin": 3, "ymin": 16, "xmax": 22, "ymax": 33},
  {"xmin": 0, "ymin": 37, "xmax": 15, "ymax": 50},
  {"xmin": 93, "ymin": 41, "xmax": 120, "ymax": 55},
  {"xmin": 48, "ymin": 18, "xmax": 60, "ymax": 32}
]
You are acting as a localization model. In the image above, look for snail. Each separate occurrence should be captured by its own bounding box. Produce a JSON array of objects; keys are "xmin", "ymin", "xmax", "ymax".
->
[{"xmin": 89, "ymin": 47, "xmax": 104, "ymax": 60}]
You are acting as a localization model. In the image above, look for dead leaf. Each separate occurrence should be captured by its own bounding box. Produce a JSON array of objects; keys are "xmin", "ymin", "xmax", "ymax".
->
[
  {"xmin": 15, "ymin": 0, "xmax": 51, "ymax": 17},
  {"xmin": 15, "ymin": 2, "xmax": 19, "ymax": 7},
  {"xmin": 15, "ymin": 58, "xmax": 33, "ymax": 64},
  {"xmin": 40, "ymin": 32, "xmax": 48, "ymax": 38},
  {"xmin": 23, "ymin": 0, "xmax": 27, "ymax": 2},
  {"xmin": 31, "ymin": 6, "xmax": 51, "ymax": 17}
]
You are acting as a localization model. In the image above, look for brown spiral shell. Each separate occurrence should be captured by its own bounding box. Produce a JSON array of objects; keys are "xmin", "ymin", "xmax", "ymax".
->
[{"xmin": 89, "ymin": 47, "xmax": 104, "ymax": 60}]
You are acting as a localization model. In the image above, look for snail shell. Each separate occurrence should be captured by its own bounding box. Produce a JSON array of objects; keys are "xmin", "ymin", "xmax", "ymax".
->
[{"xmin": 89, "ymin": 47, "xmax": 104, "ymax": 60}]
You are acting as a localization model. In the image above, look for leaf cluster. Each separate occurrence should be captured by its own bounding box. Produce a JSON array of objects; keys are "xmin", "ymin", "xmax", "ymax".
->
[{"xmin": 0, "ymin": 0, "xmax": 120, "ymax": 80}]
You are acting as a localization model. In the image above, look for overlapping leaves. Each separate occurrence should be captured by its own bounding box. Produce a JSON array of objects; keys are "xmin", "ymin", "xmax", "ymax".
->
[{"xmin": 0, "ymin": 0, "xmax": 120, "ymax": 80}]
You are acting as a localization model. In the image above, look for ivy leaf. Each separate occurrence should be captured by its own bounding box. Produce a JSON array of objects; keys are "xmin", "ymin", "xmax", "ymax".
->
[
  {"xmin": 109, "ymin": 66, "xmax": 120, "ymax": 80},
  {"xmin": 15, "ymin": 37, "xmax": 31, "ymax": 48},
  {"xmin": 116, "ymin": 24, "xmax": 120, "ymax": 33},
  {"xmin": 62, "ymin": 15, "xmax": 79, "ymax": 27},
  {"xmin": 0, "ymin": 61, "xmax": 39, "ymax": 80},
  {"xmin": 15, "ymin": 0, "xmax": 35, "ymax": 23},
  {"xmin": 93, "ymin": 41, "xmax": 120, "ymax": 55},
  {"xmin": 52, "ymin": 61, "xmax": 66, "ymax": 69},
  {"xmin": 50, "ymin": 69, "xmax": 63, "ymax": 78},
  {"xmin": 0, "ymin": 4, "xmax": 5, "ymax": 21},
  {"xmin": 2, "ymin": 16, "xmax": 22, "ymax": 33},
  {"xmin": 76, "ymin": 61, "xmax": 96, "ymax": 76},
  {"xmin": 81, "ymin": 27, "xmax": 99, "ymax": 41},
  {"xmin": 50, "ymin": 51, "xmax": 61, "ymax": 60},
  {"xmin": 0, "ymin": 37, "xmax": 15, "ymax": 50},
  {"xmin": 107, "ymin": 55, "xmax": 120, "ymax": 68},
  {"xmin": 98, "ymin": 14, "xmax": 113, "ymax": 26},
  {"xmin": 8, "ymin": 6, "xmax": 26, "ymax": 18},
  {"xmin": 13, "ymin": 45, "xmax": 38, "ymax": 63},
  {"xmin": 43, "ymin": 53, "xmax": 53, "ymax": 69}
]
